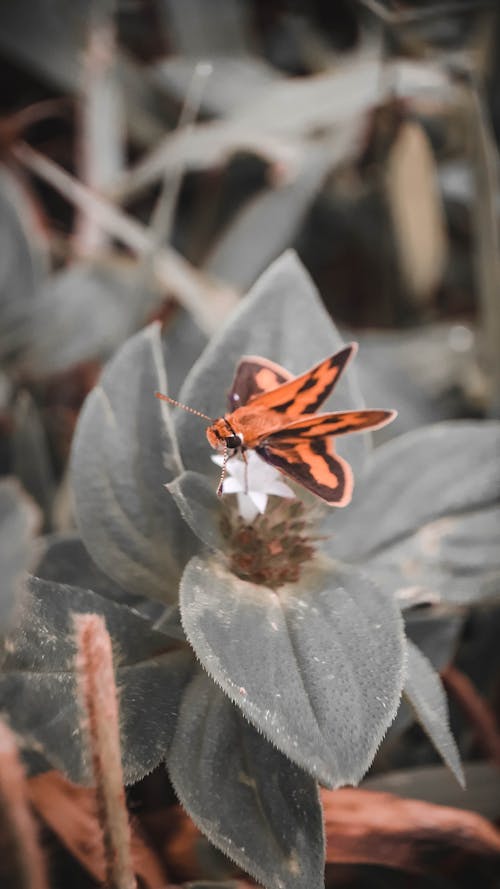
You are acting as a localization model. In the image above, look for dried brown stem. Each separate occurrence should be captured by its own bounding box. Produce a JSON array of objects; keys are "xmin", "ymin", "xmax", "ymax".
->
[
  {"xmin": 75, "ymin": 613, "xmax": 137, "ymax": 889},
  {"xmin": 0, "ymin": 720, "xmax": 49, "ymax": 889},
  {"xmin": 441, "ymin": 665, "xmax": 500, "ymax": 766},
  {"xmin": 12, "ymin": 142, "xmax": 238, "ymax": 334}
]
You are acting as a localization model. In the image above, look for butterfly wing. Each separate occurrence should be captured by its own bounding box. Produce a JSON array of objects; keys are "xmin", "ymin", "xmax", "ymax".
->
[
  {"xmin": 236, "ymin": 344, "xmax": 357, "ymax": 424},
  {"xmin": 254, "ymin": 408, "xmax": 396, "ymax": 506},
  {"xmin": 228, "ymin": 355, "xmax": 293, "ymax": 410},
  {"xmin": 255, "ymin": 437, "xmax": 353, "ymax": 506},
  {"xmin": 267, "ymin": 409, "xmax": 397, "ymax": 439}
]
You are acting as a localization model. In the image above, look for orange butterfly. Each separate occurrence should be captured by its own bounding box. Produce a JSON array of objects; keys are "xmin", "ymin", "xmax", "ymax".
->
[{"xmin": 155, "ymin": 344, "xmax": 396, "ymax": 507}]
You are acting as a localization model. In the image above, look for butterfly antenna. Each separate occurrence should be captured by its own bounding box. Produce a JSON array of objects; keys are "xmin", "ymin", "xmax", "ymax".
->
[
  {"xmin": 217, "ymin": 444, "xmax": 229, "ymax": 497},
  {"xmin": 155, "ymin": 392, "xmax": 213, "ymax": 422}
]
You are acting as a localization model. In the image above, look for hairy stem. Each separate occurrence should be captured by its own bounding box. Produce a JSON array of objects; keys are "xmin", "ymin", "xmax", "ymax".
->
[
  {"xmin": 75, "ymin": 613, "xmax": 136, "ymax": 889},
  {"xmin": 0, "ymin": 720, "xmax": 49, "ymax": 889}
]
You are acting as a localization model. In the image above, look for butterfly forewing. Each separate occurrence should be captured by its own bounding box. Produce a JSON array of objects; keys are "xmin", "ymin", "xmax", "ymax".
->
[
  {"xmin": 228, "ymin": 355, "xmax": 292, "ymax": 411},
  {"xmin": 267, "ymin": 409, "xmax": 396, "ymax": 441},
  {"xmin": 233, "ymin": 344, "xmax": 356, "ymax": 424}
]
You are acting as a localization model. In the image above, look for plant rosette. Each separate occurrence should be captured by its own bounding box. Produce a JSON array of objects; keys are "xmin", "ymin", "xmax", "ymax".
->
[{"xmin": 2, "ymin": 252, "xmax": 500, "ymax": 889}]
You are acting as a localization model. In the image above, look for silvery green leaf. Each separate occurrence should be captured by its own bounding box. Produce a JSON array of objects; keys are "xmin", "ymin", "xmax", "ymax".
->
[
  {"xmin": 180, "ymin": 554, "xmax": 405, "ymax": 788},
  {"xmin": 11, "ymin": 392, "xmax": 56, "ymax": 527},
  {"xmin": 0, "ymin": 576, "xmax": 193, "ymax": 783},
  {"xmin": 35, "ymin": 532, "xmax": 141, "ymax": 607},
  {"xmin": 161, "ymin": 309, "xmax": 207, "ymax": 401},
  {"xmin": 204, "ymin": 146, "xmax": 335, "ymax": 291},
  {"xmin": 21, "ymin": 260, "xmax": 161, "ymax": 377},
  {"xmin": 361, "ymin": 506, "xmax": 500, "ymax": 608},
  {"xmin": 71, "ymin": 323, "xmax": 200, "ymax": 602},
  {"xmin": 404, "ymin": 639, "xmax": 464, "ymax": 787},
  {"xmin": 176, "ymin": 250, "xmax": 366, "ymax": 482},
  {"xmin": 0, "ymin": 169, "xmax": 45, "ymax": 366},
  {"xmin": 329, "ymin": 421, "xmax": 500, "ymax": 560},
  {"xmin": 0, "ymin": 479, "xmax": 39, "ymax": 640},
  {"xmin": 167, "ymin": 471, "xmax": 225, "ymax": 551},
  {"xmin": 364, "ymin": 762, "xmax": 500, "ymax": 819},
  {"xmin": 386, "ymin": 607, "xmax": 463, "ymax": 739},
  {"xmin": 168, "ymin": 669, "xmax": 324, "ymax": 889}
]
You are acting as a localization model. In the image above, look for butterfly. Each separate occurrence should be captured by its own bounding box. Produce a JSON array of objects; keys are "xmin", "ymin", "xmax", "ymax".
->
[{"xmin": 155, "ymin": 343, "xmax": 396, "ymax": 507}]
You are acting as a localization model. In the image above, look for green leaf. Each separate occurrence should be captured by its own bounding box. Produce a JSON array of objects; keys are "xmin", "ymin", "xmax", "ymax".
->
[
  {"xmin": 21, "ymin": 260, "xmax": 161, "ymax": 377},
  {"xmin": 35, "ymin": 532, "xmax": 142, "ymax": 606},
  {"xmin": 167, "ymin": 471, "xmax": 225, "ymax": 551},
  {"xmin": 329, "ymin": 421, "xmax": 500, "ymax": 560},
  {"xmin": 0, "ymin": 576, "xmax": 193, "ymax": 783},
  {"xmin": 404, "ymin": 639, "xmax": 464, "ymax": 787},
  {"xmin": 71, "ymin": 323, "xmax": 200, "ymax": 603},
  {"xmin": 161, "ymin": 308, "xmax": 207, "ymax": 401},
  {"xmin": 0, "ymin": 479, "xmax": 39, "ymax": 641},
  {"xmin": 168, "ymin": 669, "xmax": 324, "ymax": 889},
  {"xmin": 180, "ymin": 553, "xmax": 405, "ymax": 788},
  {"xmin": 0, "ymin": 169, "xmax": 46, "ymax": 367},
  {"xmin": 360, "ymin": 506, "xmax": 500, "ymax": 608},
  {"xmin": 176, "ymin": 251, "xmax": 366, "ymax": 482}
]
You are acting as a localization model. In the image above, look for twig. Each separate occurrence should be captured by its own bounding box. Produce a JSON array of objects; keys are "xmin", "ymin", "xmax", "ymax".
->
[
  {"xmin": 467, "ymin": 79, "xmax": 500, "ymax": 417},
  {"xmin": 0, "ymin": 720, "xmax": 50, "ymax": 889},
  {"xmin": 13, "ymin": 142, "xmax": 238, "ymax": 334},
  {"xmin": 357, "ymin": 0, "xmax": 496, "ymax": 26},
  {"xmin": 148, "ymin": 61, "xmax": 212, "ymax": 249},
  {"xmin": 75, "ymin": 4, "xmax": 124, "ymax": 256},
  {"xmin": 75, "ymin": 613, "xmax": 137, "ymax": 889},
  {"xmin": 441, "ymin": 665, "xmax": 500, "ymax": 766}
]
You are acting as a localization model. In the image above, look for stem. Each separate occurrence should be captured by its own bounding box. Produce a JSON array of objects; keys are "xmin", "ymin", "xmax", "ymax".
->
[
  {"xmin": 441, "ymin": 665, "xmax": 500, "ymax": 766},
  {"xmin": 75, "ymin": 613, "xmax": 136, "ymax": 889},
  {"xmin": 13, "ymin": 142, "xmax": 238, "ymax": 334},
  {"xmin": 0, "ymin": 720, "xmax": 49, "ymax": 889},
  {"xmin": 75, "ymin": 2, "xmax": 123, "ymax": 256}
]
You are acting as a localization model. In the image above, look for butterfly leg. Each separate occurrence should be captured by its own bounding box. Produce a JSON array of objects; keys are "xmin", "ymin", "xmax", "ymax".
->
[{"xmin": 241, "ymin": 448, "xmax": 249, "ymax": 494}]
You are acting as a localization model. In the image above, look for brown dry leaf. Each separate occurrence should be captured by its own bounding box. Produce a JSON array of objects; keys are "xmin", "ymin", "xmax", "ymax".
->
[
  {"xmin": 386, "ymin": 120, "xmax": 447, "ymax": 303},
  {"xmin": 322, "ymin": 787, "xmax": 500, "ymax": 877},
  {"xmin": 28, "ymin": 771, "xmax": 169, "ymax": 888}
]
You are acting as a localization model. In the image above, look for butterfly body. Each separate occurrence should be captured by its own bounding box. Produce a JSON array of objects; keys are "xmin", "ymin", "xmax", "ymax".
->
[{"xmin": 201, "ymin": 345, "xmax": 396, "ymax": 507}]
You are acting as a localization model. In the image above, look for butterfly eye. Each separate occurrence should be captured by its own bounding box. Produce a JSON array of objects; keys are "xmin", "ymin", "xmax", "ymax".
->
[{"xmin": 225, "ymin": 434, "xmax": 242, "ymax": 449}]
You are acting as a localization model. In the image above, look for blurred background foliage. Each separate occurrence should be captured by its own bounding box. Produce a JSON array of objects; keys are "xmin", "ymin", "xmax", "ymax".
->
[{"xmin": 0, "ymin": 1, "xmax": 499, "ymax": 887}]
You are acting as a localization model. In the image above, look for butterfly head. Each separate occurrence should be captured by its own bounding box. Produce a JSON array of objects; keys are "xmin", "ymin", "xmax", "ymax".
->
[{"xmin": 206, "ymin": 418, "xmax": 242, "ymax": 452}]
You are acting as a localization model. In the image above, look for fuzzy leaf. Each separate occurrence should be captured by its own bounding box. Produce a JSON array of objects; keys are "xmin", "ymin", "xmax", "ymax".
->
[
  {"xmin": 404, "ymin": 640, "xmax": 464, "ymax": 787},
  {"xmin": 168, "ymin": 471, "xmax": 225, "ymax": 551},
  {"xmin": 0, "ymin": 169, "xmax": 45, "ymax": 366},
  {"xmin": 21, "ymin": 260, "xmax": 161, "ymax": 377},
  {"xmin": 205, "ymin": 146, "xmax": 335, "ymax": 290},
  {"xmin": 35, "ymin": 532, "xmax": 142, "ymax": 606},
  {"xmin": 176, "ymin": 251, "xmax": 366, "ymax": 481},
  {"xmin": 168, "ymin": 669, "xmax": 324, "ymax": 889},
  {"xmin": 180, "ymin": 554, "xmax": 405, "ymax": 788},
  {"xmin": 361, "ymin": 506, "xmax": 500, "ymax": 608},
  {"xmin": 330, "ymin": 421, "xmax": 500, "ymax": 560},
  {"xmin": 161, "ymin": 309, "xmax": 207, "ymax": 401},
  {"xmin": 0, "ymin": 479, "xmax": 39, "ymax": 639},
  {"xmin": 71, "ymin": 323, "xmax": 200, "ymax": 602},
  {"xmin": 0, "ymin": 576, "xmax": 193, "ymax": 783}
]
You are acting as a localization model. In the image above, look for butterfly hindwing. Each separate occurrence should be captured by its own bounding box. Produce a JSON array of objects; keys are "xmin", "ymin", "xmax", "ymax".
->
[
  {"xmin": 255, "ymin": 437, "xmax": 353, "ymax": 506},
  {"xmin": 228, "ymin": 355, "xmax": 293, "ymax": 410},
  {"xmin": 254, "ymin": 408, "xmax": 395, "ymax": 505}
]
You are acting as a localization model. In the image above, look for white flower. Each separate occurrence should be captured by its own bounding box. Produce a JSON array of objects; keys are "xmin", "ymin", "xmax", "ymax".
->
[{"xmin": 211, "ymin": 450, "xmax": 295, "ymax": 523}]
